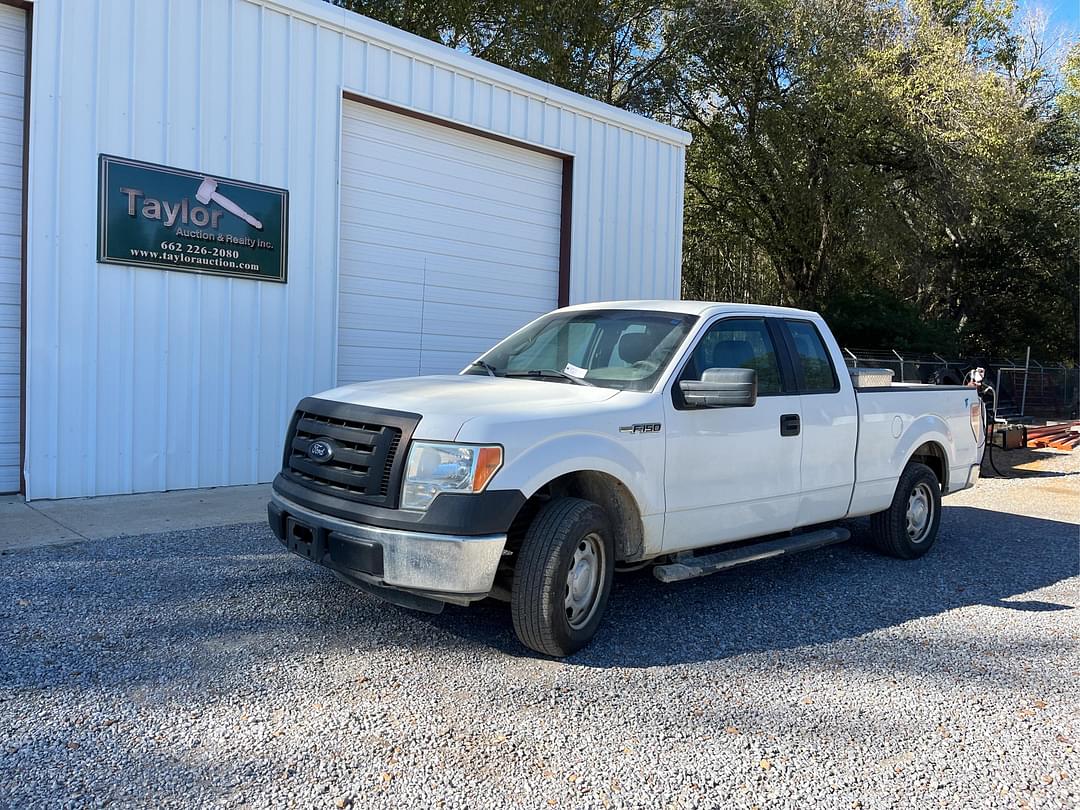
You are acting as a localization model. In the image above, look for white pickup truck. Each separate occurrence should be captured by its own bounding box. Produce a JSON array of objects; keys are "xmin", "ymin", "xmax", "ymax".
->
[{"xmin": 269, "ymin": 301, "xmax": 984, "ymax": 656}]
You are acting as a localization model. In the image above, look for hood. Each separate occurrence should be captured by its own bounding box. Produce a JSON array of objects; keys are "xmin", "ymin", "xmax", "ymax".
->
[{"xmin": 309, "ymin": 374, "xmax": 621, "ymax": 440}]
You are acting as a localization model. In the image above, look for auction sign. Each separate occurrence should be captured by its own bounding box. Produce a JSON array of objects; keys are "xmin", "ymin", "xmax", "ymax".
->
[{"xmin": 98, "ymin": 155, "xmax": 289, "ymax": 283}]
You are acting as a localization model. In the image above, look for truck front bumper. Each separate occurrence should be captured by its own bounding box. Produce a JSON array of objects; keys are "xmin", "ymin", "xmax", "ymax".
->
[{"xmin": 268, "ymin": 492, "xmax": 507, "ymax": 604}]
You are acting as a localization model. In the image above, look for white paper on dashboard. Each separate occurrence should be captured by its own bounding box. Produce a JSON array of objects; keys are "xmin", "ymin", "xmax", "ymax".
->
[{"xmin": 563, "ymin": 363, "xmax": 588, "ymax": 378}]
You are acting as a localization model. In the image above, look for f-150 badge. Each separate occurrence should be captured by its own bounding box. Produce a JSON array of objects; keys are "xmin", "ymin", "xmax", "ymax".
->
[{"xmin": 620, "ymin": 423, "xmax": 662, "ymax": 434}]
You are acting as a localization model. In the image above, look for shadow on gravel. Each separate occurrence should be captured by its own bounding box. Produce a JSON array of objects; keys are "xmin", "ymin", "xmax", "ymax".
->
[
  {"xmin": 980, "ymin": 447, "xmax": 1078, "ymax": 478},
  {"xmin": 990, "ymin": 599, "xmax": 1072, "ymax": 612},
  {"xmin": 419, "ymin": 506, "xmax": 1079, "ymax": 666},
  {"xmin": 1, "ymin": 508, "xmax": 1075, "ymax": 807},
  {"xmin": 981, "ymin": 469, "xmax": 1077, "ymax": 480},
  {"xmin": 1, "ymin": 507, "xmax": 1075, "ymax": 682}
]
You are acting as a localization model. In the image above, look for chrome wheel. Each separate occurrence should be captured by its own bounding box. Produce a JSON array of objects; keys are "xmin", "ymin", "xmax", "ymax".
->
[
  {"xmin": 564, "ymin": 532, "xmax": 605, "ymax": 629},
  {"xmin": 906, "ymin": 482, "xmax": 935, "ymax": 543}
]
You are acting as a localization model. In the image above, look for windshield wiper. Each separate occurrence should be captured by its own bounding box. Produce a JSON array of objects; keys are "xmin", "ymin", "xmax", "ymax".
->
[
  {"xmin": 469, "ymin": 360, "xmax": 499, "ymax": 377},
  {"xmin": 504, "ymin": 369, "xmax": 594, "ymax": 386}
]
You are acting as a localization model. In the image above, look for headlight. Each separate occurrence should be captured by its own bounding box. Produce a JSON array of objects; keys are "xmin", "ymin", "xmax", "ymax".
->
[{"xmin": 401, "ymin": 442, "xmax": 503, "ymax": 511}]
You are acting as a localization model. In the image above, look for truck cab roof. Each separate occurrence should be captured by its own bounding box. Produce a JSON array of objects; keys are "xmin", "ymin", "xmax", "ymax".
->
[{"xmin": 560, "ymin": 299, "xmax": 822, "ymax": 320}]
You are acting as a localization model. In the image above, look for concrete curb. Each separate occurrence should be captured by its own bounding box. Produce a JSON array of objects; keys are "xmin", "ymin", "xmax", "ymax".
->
[{"xmin": 1, "ymin": 484, "xmax": 272, "ymax": 552}]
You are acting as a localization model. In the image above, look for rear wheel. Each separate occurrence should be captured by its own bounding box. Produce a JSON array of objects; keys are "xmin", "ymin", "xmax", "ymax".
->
[
  {"xmin": 511, "ymin": 497, "xmax": 614, "ymax": 657},
  {"xmin": 869, "ymin": 462, "xmax": 942, "ymax": 559}
]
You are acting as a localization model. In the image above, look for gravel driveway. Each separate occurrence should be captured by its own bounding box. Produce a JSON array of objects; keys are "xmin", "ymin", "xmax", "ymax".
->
[{"xmin": 2, "ymin": 452, "xmax": 1077, "ymax": 809}]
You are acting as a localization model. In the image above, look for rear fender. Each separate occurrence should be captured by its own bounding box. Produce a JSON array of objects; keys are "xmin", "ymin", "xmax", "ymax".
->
[
  {"xmin": 849, "ymin": 414, "xmax": 955, "ymax": 518},
  {"xmin": 894, "ymin": 415, "xmax": 955, "ymax": 483}
]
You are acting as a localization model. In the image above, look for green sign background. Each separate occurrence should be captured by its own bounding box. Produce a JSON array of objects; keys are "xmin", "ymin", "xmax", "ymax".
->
[{"xmin": 98, "ymin": 155, "xmax": 289, "ymax": 282}]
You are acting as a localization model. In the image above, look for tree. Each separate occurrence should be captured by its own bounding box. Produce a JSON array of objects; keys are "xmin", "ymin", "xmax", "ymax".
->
[
  {"xmin": 675, "ymin": 0, "xmax": 1078, "ymax": 359},
  {"xmin": 333, "ymin": 1, "xmax": 685, "ymax": 113},
  {"xmin": 675, "ymin": 0, "xmax": 909, "ymax": 309},
  {"xmin": 330, "ymin": 0, "xmax": 1079, "ymax": 361}
]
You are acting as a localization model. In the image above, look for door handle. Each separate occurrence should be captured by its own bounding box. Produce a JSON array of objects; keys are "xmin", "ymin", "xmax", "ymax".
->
[{"xmin": 780, "ymin": 413, "xmax": 800, "ymax": 437}]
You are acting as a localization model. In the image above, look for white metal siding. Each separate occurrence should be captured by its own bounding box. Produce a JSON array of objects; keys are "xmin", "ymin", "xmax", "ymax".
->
[
  {"xmin": 24, "ymin": 0, "xmax": 688, "ymax": 499},
  {"xmin": 338, "ymin": 101, "xmax": 562, "ymax": 383},
  {"xmin": 0, "ymin": 4, "xmax": 22, "ymax": 493}
]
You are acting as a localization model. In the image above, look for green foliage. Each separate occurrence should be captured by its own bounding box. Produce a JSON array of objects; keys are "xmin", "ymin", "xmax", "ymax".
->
[
  {"xmin": 332, "ymin": 1, "xmax": 681, "ymax": 112},
  {"xmin": 1063, "ymin": 43, "xmax": 1080, "ymax": 117},
  {"xmin": 331, "ymin": 0, "xmax": 1078, "ymax": 362},
  {"xmin": 821, "ymin": 288, "xmax": 960, "ymax": 354},
  {"xmin": 675, "ymin": 0, "xmax": 1078, "ymax": 361}
]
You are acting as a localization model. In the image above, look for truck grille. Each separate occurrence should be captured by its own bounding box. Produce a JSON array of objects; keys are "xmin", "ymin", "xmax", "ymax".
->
[{"xmin": 281, "ymin": 398, "xmax": 421, "ymax": 508}]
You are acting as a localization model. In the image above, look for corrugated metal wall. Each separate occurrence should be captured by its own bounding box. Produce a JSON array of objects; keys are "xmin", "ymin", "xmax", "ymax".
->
[
  {"xmin": 0, "ymin": 3, "xmax": 24, "ymax": 493},
  {"xmin": 24, "ymin": 0, "xmax": 689, "ymax": 499}
]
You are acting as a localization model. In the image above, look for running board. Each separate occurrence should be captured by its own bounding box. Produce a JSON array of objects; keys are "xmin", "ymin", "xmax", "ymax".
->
[{"xmin": 652, "ymin": 527, "xmax": 850, "ymax": 583}]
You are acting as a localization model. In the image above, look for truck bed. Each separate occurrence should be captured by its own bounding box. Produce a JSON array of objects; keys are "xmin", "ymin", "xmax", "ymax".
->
[{"xmin": 849, "ymin": 382, "xmax": 982, "ymax": 518}]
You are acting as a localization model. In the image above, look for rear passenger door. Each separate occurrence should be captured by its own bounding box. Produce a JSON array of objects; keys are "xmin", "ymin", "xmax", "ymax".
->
[
  {"xmin": 777, "ymin": 319, "xmax": 858, "ymax": 525},
  {"xmin": 662, "ymin": 317, "xmax": 803, "ymax": 552}
]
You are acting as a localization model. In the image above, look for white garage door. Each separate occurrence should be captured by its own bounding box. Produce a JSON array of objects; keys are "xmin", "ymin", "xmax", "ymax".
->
[
  {"xmin": 0, "ymin": 5, "xmax": 23, "ymax": 493},
  {"xmin": 338, "ymin": 100, "xmax": 563, "ymax": 383}
]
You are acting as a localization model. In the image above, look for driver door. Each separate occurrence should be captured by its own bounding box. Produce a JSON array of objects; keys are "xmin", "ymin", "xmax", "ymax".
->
[{"xmin": 661, "ymin": 317, "xmax": 803, "ymax": 552}]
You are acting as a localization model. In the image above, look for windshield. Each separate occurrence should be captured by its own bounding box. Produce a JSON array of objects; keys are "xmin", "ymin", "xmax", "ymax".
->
[{"xmin": 463, "ymin": 309, "xmax": 698, "ymax": 391}]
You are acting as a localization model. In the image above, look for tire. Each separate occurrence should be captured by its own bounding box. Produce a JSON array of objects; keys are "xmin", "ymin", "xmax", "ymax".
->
[
  {"xmin": 869, "ymin": 462, "xmax": 943, "ymax": 559},
  {"xmin": 511, "ymin": 497, "xmax": 614, "ymax": 657}
]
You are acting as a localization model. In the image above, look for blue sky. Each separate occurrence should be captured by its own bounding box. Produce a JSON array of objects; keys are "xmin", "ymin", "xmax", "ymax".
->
[{"xmin": 1021, "ymin": 0, "xmax": 1079, "ymax": 39}]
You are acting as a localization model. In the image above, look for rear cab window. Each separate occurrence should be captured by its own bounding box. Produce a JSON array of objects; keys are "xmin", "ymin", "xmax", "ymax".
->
[{"xmin": 782, "ymin": 320, "xmax": 839, "ymax": 393}]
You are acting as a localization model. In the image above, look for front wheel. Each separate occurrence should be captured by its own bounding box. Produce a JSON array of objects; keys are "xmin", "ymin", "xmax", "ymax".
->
[
  {"xmin": 511, "ymin": 497, "xmax": 614, "ymax": 657},
  {"xmin": 869, "ymin": 462, "xmax": 942, "ymax": 559}
]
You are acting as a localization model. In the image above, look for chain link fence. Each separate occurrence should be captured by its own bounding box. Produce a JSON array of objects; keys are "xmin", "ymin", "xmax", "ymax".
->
[
  {"xmin": 843, "ymin": 348, "xmax": 1078, "ymax": 419},
  {"xmin": 680, "ymin": 244, "xmax": 1077, "ymax": 418}
]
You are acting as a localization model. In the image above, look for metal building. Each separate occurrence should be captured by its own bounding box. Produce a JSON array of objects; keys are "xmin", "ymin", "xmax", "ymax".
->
[{"xmin": 4, "ymin": 0, "xmax": 689, "ymax": 499}]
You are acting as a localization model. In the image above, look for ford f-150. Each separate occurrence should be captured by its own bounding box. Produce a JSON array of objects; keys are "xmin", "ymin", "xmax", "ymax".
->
[{"xmin": 268, "ymin": 301, "xmax": 985, "ymax": 656}]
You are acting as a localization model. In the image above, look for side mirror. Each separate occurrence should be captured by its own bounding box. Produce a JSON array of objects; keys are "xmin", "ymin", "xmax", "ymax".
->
[{"xmin": 679, "ymin": 368, "xmax": 757, "ymax": 408}]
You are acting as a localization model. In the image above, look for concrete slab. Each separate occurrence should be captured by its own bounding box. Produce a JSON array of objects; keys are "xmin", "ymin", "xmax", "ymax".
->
[
  {"xmin": 0, "ymin": 497, "xmax": 83, "ymax": 552},
  {"xmin": 3, "ymin": 484, "xmax": 271, "ymax": 552}
]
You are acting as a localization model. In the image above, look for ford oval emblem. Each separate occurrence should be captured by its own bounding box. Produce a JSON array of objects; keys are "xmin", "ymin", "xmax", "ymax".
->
[{"xmin": 307, "ymin": 438, "xmax": 335, "ymax": 463}]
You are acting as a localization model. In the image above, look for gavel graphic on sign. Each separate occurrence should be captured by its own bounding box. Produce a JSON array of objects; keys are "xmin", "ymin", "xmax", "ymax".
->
[{"xmin": 196, "ymin": 177, "xmax": 263, "ymax": 231}]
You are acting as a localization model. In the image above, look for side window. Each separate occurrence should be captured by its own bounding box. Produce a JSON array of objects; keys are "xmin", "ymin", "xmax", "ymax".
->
[
  {"xmin": 784, "ymin": 320, "xmax": 838, "ymax": 392},
  {"xmin": 683, "ymin": 318, "xmax": 783, "ymax": 394}
]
